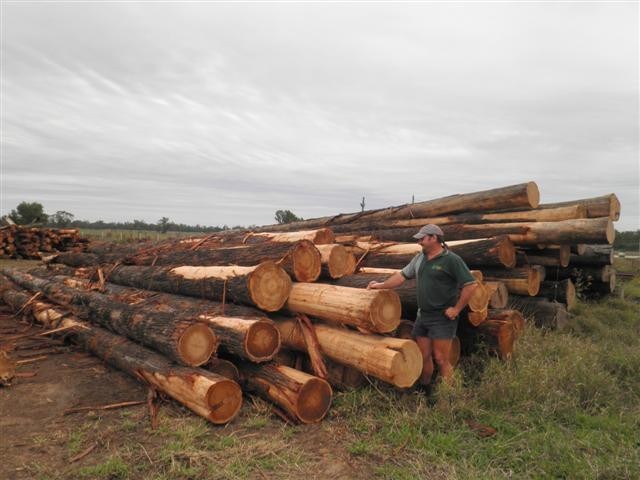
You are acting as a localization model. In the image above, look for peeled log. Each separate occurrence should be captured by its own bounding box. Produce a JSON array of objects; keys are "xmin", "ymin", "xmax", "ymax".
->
[
  {"xmin": 250, "ymin": 182, "xmax": 539, "ymax": 232},
  {"xmin": 538, "ymin": 279, "xmax": 577, "ymax": 311},
  {"xmin": 477, "ymin": 320, "xmax": 516, "ymax": 360},
  {"xmin": 0, "ymin": 276, "xmax": 242, "ymax": 424},
  {"xmin": 570, "ymin": 245, "xmax": 614, "ymax": 266},
  {"xmin": 127, "ymin": 240, "xmax": 322, "ymax": 283},
  {"xmin": 285, "ymin": 283, "xmax": 401, "ymax": 333},
  {"xmin": 316, "ymin": 244, "xmax": 356, "ymax": 279},
  {"xmin": 509, "ymin": 296, "xmax": 569, "ymax": 329},
  {"xmin": 482, "ymin": 267, "xmax": 542, "ymax": 296},
  {"xmin": 274, "ymin": 318, "xmax": 422, "ymax": 388},
  {"xmin": 106, "ymin": 261, "xmax": 291, "ymax": 312},
  {"xmin": 485, "ymin": 281, "xmax": 509, "ymax": 309},
  {"xmin": 487, "ymin": 309, "xmax": 525, "ymax": 339},
  {"xmin": 536, "ymin": 194, "xmax": 620, "ymax": 220},
  {"xmin": 1, "ymin": 268, "xmax": 217, "ymax": 367},
  {"xmin": 239, "ymin": 362, "xmax": 332, "ymax": 424},
  {"xmin": 346, "ymin": 218, "xmax": 615, "ymax": 246}
]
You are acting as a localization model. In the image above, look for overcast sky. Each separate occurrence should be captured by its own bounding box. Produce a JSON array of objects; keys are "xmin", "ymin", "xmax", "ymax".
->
[{"xmin": 1, "ymin": 2, "xmax": 638, "ymax": 231}]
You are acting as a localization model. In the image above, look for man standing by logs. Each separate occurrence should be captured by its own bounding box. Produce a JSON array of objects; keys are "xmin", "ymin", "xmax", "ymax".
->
[{"xmin": 367, "ymin": 224, "xmax": 477, "ymax": 392}]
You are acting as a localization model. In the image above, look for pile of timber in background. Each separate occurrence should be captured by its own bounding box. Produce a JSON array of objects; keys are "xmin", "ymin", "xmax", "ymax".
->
[
  {"xmin": 0, "ymin": 181, "xmax": 623, "ymax": 426},
  {"xmin": 0, "ymin": 225, "xmax": 88, "ymax": 259}
]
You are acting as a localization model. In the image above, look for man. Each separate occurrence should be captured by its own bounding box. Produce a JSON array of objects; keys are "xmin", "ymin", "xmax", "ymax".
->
[{"xmin": 367, "ymin": 224, "xmax": 477, "ymax": 391}]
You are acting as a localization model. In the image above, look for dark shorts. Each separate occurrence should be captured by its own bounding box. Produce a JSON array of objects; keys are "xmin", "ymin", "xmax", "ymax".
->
[{"xmin": 412, "ymin": 310, "xmax": 458, "ymax": 340}]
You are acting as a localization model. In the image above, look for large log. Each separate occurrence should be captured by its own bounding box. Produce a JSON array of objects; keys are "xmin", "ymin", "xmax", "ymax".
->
[
  {"xmin": 538, "ymin": 279, "xmax": 577, "ymax": 311},
  {"xmin": 329, "ymin": 204, "xmax": 587, "ymax": 233},
  {"xmin": 569, "ymin": 245, "xmax": 614, "ymax": 266},
  {"xmin": 127, "ymin": 240, "xmax": 322, "ymax": 283},
  {"xmin": 487, "ymin": 309, "xmax": 525, "ymax": 339},
  {"xmin": 52, "ymin": 252, "xmax": 125, "ymax": 267},
  {"xmin": 1, "ymin": 268, "xmax": 217, "ymax": 367},
  {"xmin": 535, "ymin": 194, "xmax": 620, "ymax": 220},
  {"xmin": 482, "ymin": 267, "xmax": 543, "ymax": 296},
  {"xmin": 339, "ymin": 218, "xmax": 615, "ymax": 246},
  {"xmin": 348, "ymin": 237, "xmax": 516, "ymax": 269},
  {"xmin": 316, "ymin": 244, "xmax": 357, "ymax": 279},
  {"xmin": 476, "ymin": 320, "xmax": 516, "ymax": 360},
  {"xmin": 0, "ymin": 276, "xmax": 242, "ymax": 424},
  {"xmin": 285, "ymin": 282, "xmax": 401, "ymax": 333},
  {"xmin": 238, "ymin": 362, "xmax": 332, "ymax": 424},
  {"xmin": 29, "ymin": 270, "xmax": 281, "ymax": 363},
  {"xmin": 509, "ymin": 296, "xmax": 569, "ymax": 329},
  {"xmin": 249, "ymin": 182, "xmax": 540, "ymax": 232},
  {"xmin": 274, "ymin": 318, "xmax": 422, "ymax": 388},
  {"xmin": 106, "ymin": 261, "xmax": 291, "ymax": 312},
  {"xmin": 186, "ymin": 228, "xmax": 336, "ymax": 249},
  {"xmin": 518, "ymin": 246, "xmax": 570, "ymax": 268}
]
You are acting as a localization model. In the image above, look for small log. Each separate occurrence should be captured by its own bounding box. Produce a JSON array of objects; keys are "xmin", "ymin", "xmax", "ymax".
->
[
  {"xmin": 274, "ymin": 318, "xmax": 422, "ymax": 388},
  {"xmin": 519, "ymin": 245, "xmax": 570, "ymax": 268},
  {"xmin": 569, "ymin": 245, "xmax": 614, "ymax": 266},
  {"xmin": 106, "ymin": 261, "xmax": 291, "ymax": 312},
  {"xmin": 239, "ymin": 362, "xmax": 332, "ymax": 424},
  {"xmin": 509, "ymin": 296, "xmax": 568, "ymax": 329},
  {"xmin": 316, "ymin": 244, "xmax": 356, "ymax": 279},
  {"xmin": 535, "ymin": 194, "xmax": 620, "ymax": 220},
  {"xmin": 487, "ymin": 309, "xmax": 525, "ymax": 339},
  {"xmin": 484, "ymin": 281, "xmax": 509, "ymax": 309},
  {"xmin": 476, "ymin": 320, "xmax": 515, "ymax": 360},
  {"xmin": 467, "ymin": 307, "xmax": 488, "ymax": 327},
  {"xmin": 482, "ymin": 267, "xmax": 542, "ymax": 296},
  {"xmin": 538, "ymin": 279, "xmax": 577, "ymax": 311},
  {"xmin": 285, "ymin": 283, "xmax": 401, "ymax": 333}
]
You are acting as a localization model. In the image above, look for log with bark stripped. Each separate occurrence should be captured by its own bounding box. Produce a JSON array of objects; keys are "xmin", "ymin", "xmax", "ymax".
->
[
  {"xmin": 0, "ymin": 276, "xmax": 242, "ymax": 424},
  {"xmin": 1, "ymin": 268, "xmax": 217, "ymax": 367},
  {"xmin": 238, "ymin": 362, "xmax": 332, "ymax": 423},
  {"xmin": 106, "ymin": 261, "xmax": 291, "ymax": 312},
  {"xmin": 274, "ymin": 318, "xmax": 422, "ymax": 388},
  {"xmin": 482, "ymin": 267, "xmax": 543, "ymax": 296}
]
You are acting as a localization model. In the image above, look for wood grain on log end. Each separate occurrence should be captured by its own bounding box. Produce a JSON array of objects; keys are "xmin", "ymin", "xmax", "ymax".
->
[
  {"xmin": 296, "ymin": 373, "xmax": 333, "ymax": 423},
  {"xmin": 290, "ymin": 240, "xmax": 322, "ymax": 282},
  {"xmin": 370, "ymin": 290, "xmax": 402, "ymax": 333},
  {"xmin": 245, "ymin": 320, "xmax": 281, "ymax": 362},
  {"xmin": 605, "ymin": 219, "xmax": 615, "ymax": 245},
  {"xmin": 207, "ymin": 358, "xmax": 240, "ymax": 382},
  {"xmin": 248, "ymin": 261, "xmax": 292, "ymax": 311},
  {"xmin": 177, "ymin": 323, "xmax": 218, "ymax": 366},
  {"xmin": 316, "ymin": 244, "xmax": 356, "ymax": 279},
  {"xmin": 526, "ymin": 181, "xmax": 540, "ymax": 208},
  {"xmin": 468, "ymin": 283, "xmax": 489, "ymax": 312},
  {"xmin": 205, "ymin": 377, "xmax": 243, "ymax": 424},
  {"xmin": 390, "ymin": 339, "xmax": 423, "ymax": 388}
]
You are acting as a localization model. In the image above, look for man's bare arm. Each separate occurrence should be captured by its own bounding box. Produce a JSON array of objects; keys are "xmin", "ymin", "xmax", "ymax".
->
[{"xmin": 367, "ymin": 271, "xmax": 406, "ymax": 290}]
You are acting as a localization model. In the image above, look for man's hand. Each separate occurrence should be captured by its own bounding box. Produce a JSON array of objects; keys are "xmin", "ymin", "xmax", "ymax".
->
[
  {"xmin": 367, "ymin": 281, "xmax": 382, "ymax": 290},
  {"xmin": 444, "ymin": 307, "xmax": 460, "ymax": 320}
]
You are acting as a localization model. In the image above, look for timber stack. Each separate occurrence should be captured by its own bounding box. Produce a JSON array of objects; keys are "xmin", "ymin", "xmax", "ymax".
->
[
  {"xmin": 0, "ymin": 225, "xmax": 87, "ymax": 259},
  {"xmin": 0, "ymin": 181, "xmax": 622, "ymax": 426}
]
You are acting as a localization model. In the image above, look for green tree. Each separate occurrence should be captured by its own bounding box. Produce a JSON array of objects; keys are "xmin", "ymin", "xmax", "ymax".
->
[
  {"xmin": 157, "ymin": 217, "xmax": 171, "ymax": 233},
  {"xmin": 10, "ymin": 201, "xmax": 48, "ymax": 224},
  {"xmin": 274, "ymin": 210, "xmax": 302, "ymax": 224},
  {"xmin": 49, "ymin": 210, "xmax": 75, "ymax": 227}
]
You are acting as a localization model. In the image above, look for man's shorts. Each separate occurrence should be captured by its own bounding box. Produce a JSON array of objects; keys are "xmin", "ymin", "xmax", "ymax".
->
[{"xmin": 411, "ymin": 310, "xmax": 458, "ymax": 340}]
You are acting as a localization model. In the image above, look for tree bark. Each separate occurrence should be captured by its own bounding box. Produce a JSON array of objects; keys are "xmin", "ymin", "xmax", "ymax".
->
[
  {"xmin": 476, "ymin": 320, "xmax": 516, "ymax": 360},
  {"xmin": 274, "ymin": 317, "xmax": 422, "ymax": 388},
  {"xmin": 285, "ymin": 282, "xmax": 401, "ymax": 333},
  {"xmin": 518, "ymin": 246, "xmax": 570, "ymax": 268},
  {"xmin": 127, "ymin": 240, "xmax": 322, "ymax": 283},
  {"xmin": 0, "ymin": 275, "xmax": 242, "ymax": 424},
  {"xmin": 508, "ymin": 296, "xmax": 569, "ymax": 329},
  {"xmin": 569, "ymin": 245, "xmax": 614, "ymax": 266},
  {"xmin": 538, "ymin": 279, "xmax": 577, "ymax": 311},
  {"xmin": 535, "ymin": 194, "xmax": 620, "ymax": 220},
  {"xmin": 105, "ymin": 261, "xmax": 291, "ymax": 312},
  {"xmin": 1, "ymin": 268, "xmax": 217, "ymax": 367},
  {"xmin": 238, "ymin": 362, "xmax": 332, "ymax": 424},
  {"xmin": 486, "ymin": 309, "xmax": 525, "ymax": 339},
  {"xmin": 482, "ymin": 267, "xmax": 543, "ymax": 296}
]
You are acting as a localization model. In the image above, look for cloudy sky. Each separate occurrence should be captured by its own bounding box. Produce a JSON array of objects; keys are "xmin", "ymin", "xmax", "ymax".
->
[{"xmin": 1, "ymin": 2, "xmax": 638, "ymax": 230}]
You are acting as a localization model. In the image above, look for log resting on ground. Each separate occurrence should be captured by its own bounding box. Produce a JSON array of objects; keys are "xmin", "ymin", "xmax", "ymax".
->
[
  {"xmin": 538, "ymin": 279, "xmax": 577, "ymax": 311},
  {"xmin": 484, "ymin": 281, "xmax": 509, "ymax": 309},
  {"xmin": 508, "ymin": 296, "xmax": 569, "ymax": 329}
]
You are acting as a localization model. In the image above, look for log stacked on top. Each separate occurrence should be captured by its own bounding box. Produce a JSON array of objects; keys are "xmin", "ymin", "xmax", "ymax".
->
[
  {"xmin": 0, "ymin": 181, "xmax": 622, "ymax": 426},
  {"xmin": 0, "ymin": 225, "xmax": 87, "ymax": 259}
]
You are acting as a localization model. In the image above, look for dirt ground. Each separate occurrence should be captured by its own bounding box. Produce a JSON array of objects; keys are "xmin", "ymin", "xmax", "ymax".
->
[{"xmin": 0, "ymin": 306, "xmax": 375, "ymax": 480}]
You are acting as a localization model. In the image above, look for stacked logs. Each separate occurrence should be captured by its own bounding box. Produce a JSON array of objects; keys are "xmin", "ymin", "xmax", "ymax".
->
[{"xmin": 0, "ymin": 226, "xmax": 87, "ymax": 259}]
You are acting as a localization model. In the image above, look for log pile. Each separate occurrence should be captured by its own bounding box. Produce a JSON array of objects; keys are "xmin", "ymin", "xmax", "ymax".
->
[
  {"xmin": 0, "ymin": 226, "xmax": 87, "ymax": 259},
  {"xmin": 0, "ymin": 181, "xmax": 622, "ymax": 426}
]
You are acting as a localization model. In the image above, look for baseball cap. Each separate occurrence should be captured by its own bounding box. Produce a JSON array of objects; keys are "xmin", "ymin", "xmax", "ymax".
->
[{"xmin": 412, "ymin": 224, "xmax": 444, "ymax": 239}]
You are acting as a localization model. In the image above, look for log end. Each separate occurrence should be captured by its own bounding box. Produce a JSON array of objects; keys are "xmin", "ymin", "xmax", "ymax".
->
[
  {"xmin": 559, "ymin": 245, "xmax": 571, "ymax": 268},
  {"xmin": 369, "ymin": 290, "xmax": 402, "ymax": 333},
  {"xmin": 178, "ymin": 324, "xmax": 218, "ymax": 367},
  {"xmin": 249, "ymin": 261, "xmax": 292, "ymax": 312},
  {"xmin": 609, "ymin": 194, "xmax": 621, "ymax": 221},
  {"xmin": 390, "ymin": 340, "xmax": 423, "ymax": 388},
  {"xmin": 313, "ymin": 228, "xmax": 336, "ymax": 245},
  {"xmin": 291, "ymin": 241, "xmax": 322, "ymax": 283},
  {"xmin": 605, "ymin": 220, "xmax": 615, "ymax": 245},
  {"xmin": 468, "ymin": 308, "xmax": 488, "ymax": 327},
  {"xmin": 206, "ymin": 377, "xmax": 243, "ymax": 424},
  {"xmin": 468, "ymin": 283, "xmax": 490, "ymax": 312},
  {"xmin": 207, "ymin": 358, "xmax": 241, "ymax": 382},
  {"xmin": 498, "ymin": 237, "xmax": 517, "ymax": 268},
  {"xmin": 320, "ymin": 244, "xmax": 357, "ymax": 279},
  {"xmin": 296, "ymin": 374, "xmax": 333, "ymax": 423},
  {"xmin": 526, "ymin": 182, "xmax": 540, "ymax": 208},
  {"xmin": 245, "ymin": 320, "xmax": 282, "ymax": 362}
]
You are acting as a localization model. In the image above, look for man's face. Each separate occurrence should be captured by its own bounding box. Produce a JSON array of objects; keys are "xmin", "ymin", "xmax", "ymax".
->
[{"xmin": 417, "ymin": 234, "xmax": 437, "ymax": 250}]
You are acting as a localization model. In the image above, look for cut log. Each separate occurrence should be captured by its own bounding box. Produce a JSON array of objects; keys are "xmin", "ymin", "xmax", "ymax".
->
[
  {"xmin": 274, "ymin": 318, "xmax": 422, "ymax": 388},
  {"xmin": 476, "ymin": 320, "xmax": 516, "ymax": 360},
  {"xmin": 0, "ymin": 276, "xmax": 242, "ymax": 424},
  {"xmin": 249, "ymin": 182, "xmax": 539, "ymax": 232},
  {"xmin": 206, "ymin": 358, "xmax": 240, "ymax": 382},
  {"xmin": 519, "ymin": 245, "xmax": 570, "ymax": 268},
  {"xmin": 106, "ymin": 261, "xmax": 291, "ymax": 312},
  {"xmin": 569, "ymin": 245, "xmax": 614, "ymax": 266},
  {"xmin": 241, "ymin": 229, "xmax": 335, "ymax": 245},
  {"xmin": 467, "ymin": 307, "xmax": 488, "ymax": 327},
  {"xmin": 538, "ymin": 279, "xmax": 577, "ymax": 311},
  {"xmin": 52, "ymin": 252, "xmax": 124, "ymax": 267},
  {"xmin": 316, "ymin": 244, "xmax": 357, "ymax": 279},
  {"xmin": 347, "ymin": 237, "xmax": 516, "ymax": 269},
  {"xmin": 484, "ymin": 281, "xmax": 509, "ymax": 309},
  {"xmin": 487, "ymin": 309, "xmax": 525, "ymax": 339},
  {"xmin": 127, "ymin": 240, "xmax": 322, "ymax": 283},
  {"xmin": 508, "ymin": 296, "xmax": 569, "ymax": 329},
  {"xmin": 1, "ymin": 268, "xmax": 217, "ymax": 367},
  {"xmin": 239, "ymin": 362, "xmax": 332, "ymax": 424},
  {"xmin": 482, "ymin": 267, "xmax": 542, "ymax": 296},
  {"xmin": 285, "ymin": 283, "xmax": 401, "ymax": 333},
  {"xmin": 536, "ymin": 194, "xmax": 620, "ymax": 220}
]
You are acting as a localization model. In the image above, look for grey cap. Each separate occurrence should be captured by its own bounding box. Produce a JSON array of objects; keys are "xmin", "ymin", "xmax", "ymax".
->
[{"xmin": 412, "ymin": 224, "xmax": 444, "ymax": 239}]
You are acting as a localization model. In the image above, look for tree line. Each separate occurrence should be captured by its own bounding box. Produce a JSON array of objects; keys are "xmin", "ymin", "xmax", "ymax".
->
[{"xmin": 4, "ymin": 202, "xmax": 303, "ymax": 232}]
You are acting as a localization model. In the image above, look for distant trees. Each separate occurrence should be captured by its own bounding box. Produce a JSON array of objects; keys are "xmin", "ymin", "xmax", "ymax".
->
[
  {"xmin": 275, "ymin": 210, "xmax": 302, "ymax": 224},
  {"xmin": 9, "ymin": 202, "xmax": 48, "ymax": 224},
  {"xmin": 614, "ymin": 230, "xmax": 640, "ymax": 252},
  {"xmin": 49, "ymin": 210, "xmax": 75, "ymax": 227},
  {"xmin": 157, "ymin": 217, "xmax": 171, "ymax": 233}
]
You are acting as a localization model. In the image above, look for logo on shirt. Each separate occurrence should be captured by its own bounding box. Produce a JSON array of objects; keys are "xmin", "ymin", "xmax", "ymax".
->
[{"xmin": 431, "ymin": 265, "xmax": 443, "ymax": 271}]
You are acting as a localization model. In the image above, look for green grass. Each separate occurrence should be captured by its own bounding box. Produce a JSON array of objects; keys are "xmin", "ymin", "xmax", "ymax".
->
[{"xmin": 79, "ymin": 228, "xmax": 203, "ymax": 243}]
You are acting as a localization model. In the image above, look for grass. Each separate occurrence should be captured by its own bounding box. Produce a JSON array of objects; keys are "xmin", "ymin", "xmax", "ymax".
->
[{"xmin": 79, "ymin": 228, "xmax": 204, "ymax": 244}]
